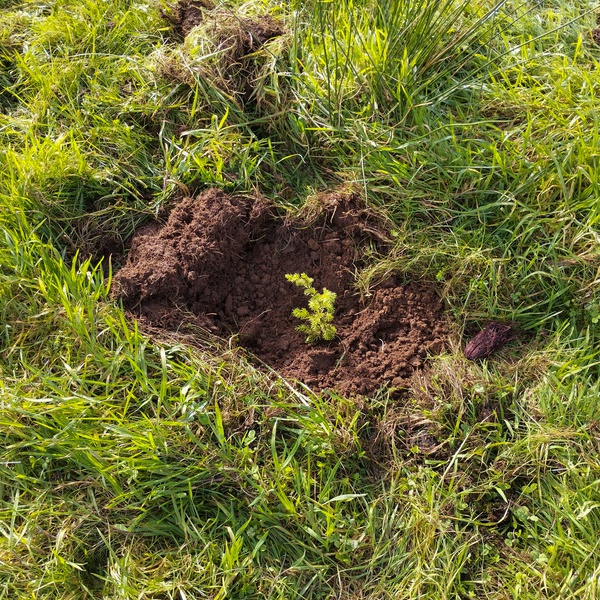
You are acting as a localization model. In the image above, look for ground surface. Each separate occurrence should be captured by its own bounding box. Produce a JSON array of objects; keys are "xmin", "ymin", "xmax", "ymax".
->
[
  {"xmin": 114, "ymin": 189, "xmax": 447, "ymax": 395},
  {"xmin": 2, "ymin": 0, "xmax": 600, "ymax": 598}
]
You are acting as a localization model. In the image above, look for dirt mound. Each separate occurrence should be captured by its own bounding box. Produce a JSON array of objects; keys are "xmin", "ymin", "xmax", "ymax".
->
[{"xmin": 113, "ymin": 189, "xmax": 448, "ymax": 396}]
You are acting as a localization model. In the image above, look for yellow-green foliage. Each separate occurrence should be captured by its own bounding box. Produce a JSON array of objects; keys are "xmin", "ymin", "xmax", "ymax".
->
[{"xmin": 285, "ymin": 273, "xmax": 337, "ymax": 343}]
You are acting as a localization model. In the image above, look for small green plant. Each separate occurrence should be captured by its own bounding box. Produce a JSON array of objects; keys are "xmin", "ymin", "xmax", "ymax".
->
[{"xmin": 285, "ymin": 273, "xmax": 337, "ymax": 343}]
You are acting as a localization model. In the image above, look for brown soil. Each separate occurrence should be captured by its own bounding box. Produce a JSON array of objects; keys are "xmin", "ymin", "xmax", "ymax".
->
[
  {"xmin": 159, "ymin": 6, "xmax": 284, "ymax": 106},
  {"xmin": 162, "ymin": 0, "xmax": 213, "ymax": 38},
  {"xmin": 219, "ymin": 15, "xmax": 283, "ymax": 102},
  {"xmin": 113, "ymin": 189, "xmax": 448, "ymax": 396},
  {"xmin": 194, "ymin": 12, "xmax": 283, "ymax": 105}
]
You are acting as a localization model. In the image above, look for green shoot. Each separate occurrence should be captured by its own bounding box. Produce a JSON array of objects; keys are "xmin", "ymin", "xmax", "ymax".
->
[{"xmin": 285, "ymin": 273, "xmax": 337, "ymax": 343}]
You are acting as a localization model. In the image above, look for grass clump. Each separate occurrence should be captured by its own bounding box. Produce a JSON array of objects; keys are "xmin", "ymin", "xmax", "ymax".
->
[{"xmin": 286, "ymin": 272, "xmax": 337, "ymax": 343}]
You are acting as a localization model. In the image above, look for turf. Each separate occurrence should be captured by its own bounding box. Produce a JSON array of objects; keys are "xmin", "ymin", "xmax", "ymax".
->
[{"xmin": 1, "ymin": 0, "xmax": 600, "ymax": 598}]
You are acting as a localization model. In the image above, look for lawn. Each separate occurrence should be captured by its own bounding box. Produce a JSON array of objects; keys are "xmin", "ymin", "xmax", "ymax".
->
[{"xmin": 1, "ymin": 0, "xmax": 600, "ymax": 598}]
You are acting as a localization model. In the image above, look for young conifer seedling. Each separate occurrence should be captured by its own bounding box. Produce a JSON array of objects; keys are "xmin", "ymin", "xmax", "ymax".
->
[{"xmin": 285, "ymin": 273, "xmax": 337, "ymax": 343}]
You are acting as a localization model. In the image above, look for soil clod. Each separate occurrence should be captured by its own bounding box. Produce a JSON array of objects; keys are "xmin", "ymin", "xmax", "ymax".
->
[
  {"xmin": 187, "ymin": 11, "xmax": 284, "ymax": 106},
  {"xmin": 161, "ymin": 0, "xmax": 214, "ymax": 38},
  {"xmin": 113, "ymin": 189, "xmax": 448, "ymax": 395}
]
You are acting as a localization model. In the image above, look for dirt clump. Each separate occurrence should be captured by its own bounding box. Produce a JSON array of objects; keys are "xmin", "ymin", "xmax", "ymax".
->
[
  {"xmin": 160, "ymin": 6, "xmax": 284, "ymax": 106},
  {"xmin": 203, "ymin": 13, "xmax": 283, "ymax": 62},
  {"xmin": 113, "ymin": 189, "xmax": 448, "ymax": 396},
  {"xmin": 187, "ymin": 12, "xmax": 284, "ymax": 105},
  {"xmin": 162, "ymin": 0, "xmax": 213, "ymax": 38}
]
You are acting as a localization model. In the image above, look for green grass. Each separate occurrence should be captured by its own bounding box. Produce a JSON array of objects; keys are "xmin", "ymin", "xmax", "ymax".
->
[{"xmin": 1, "ymin": 0, "xmax": 600, "ymax": 598}]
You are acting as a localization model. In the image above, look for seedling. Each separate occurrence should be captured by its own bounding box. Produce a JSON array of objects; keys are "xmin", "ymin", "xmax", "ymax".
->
[{"xmin": 285, "ymin": 273, "xmax": 337, "ymax": 343}]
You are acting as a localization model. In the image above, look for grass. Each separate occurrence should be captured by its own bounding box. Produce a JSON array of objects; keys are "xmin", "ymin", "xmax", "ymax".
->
[{"xmin": 1, "ymin": 0, "xmax": 600, "ymax": 597}]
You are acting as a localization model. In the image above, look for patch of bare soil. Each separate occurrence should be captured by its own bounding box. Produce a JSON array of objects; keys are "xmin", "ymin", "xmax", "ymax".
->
[{"xmin": 113, "ymin": 189, "xmax": 448, "ymax": 396}]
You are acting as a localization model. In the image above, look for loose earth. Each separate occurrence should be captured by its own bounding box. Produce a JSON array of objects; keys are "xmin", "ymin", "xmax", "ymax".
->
[{"xmin": 113, "ymin": 189, "xmax": 448, "ymax": 395}]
